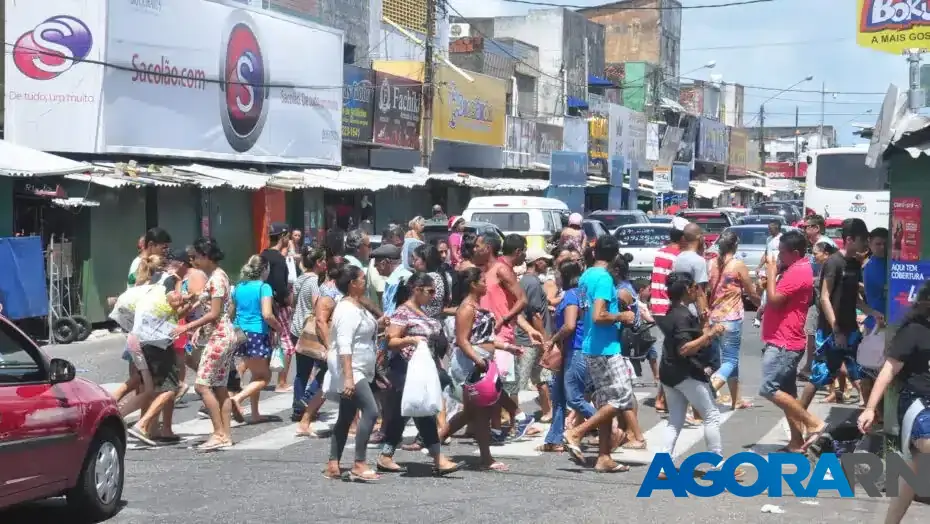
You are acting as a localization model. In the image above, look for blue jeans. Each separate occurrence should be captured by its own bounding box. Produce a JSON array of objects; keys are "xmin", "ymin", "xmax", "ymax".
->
[
  {"xmin": 544, "ymin": 348, "xmax": 596, "ymax": 445},
  {"xmin": 711, "ymin": 320, "xmax": 742, "ymax": 382}
]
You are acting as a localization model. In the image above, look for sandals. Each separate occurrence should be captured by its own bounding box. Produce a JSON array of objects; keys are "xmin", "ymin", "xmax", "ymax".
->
[
  {"xmin": 347, "ymin": 470, "xmax": 380, "ymax": 482},
  {"xmin": 802, "ymin": 424, "xmax": 829, "ymax": 451},
  {"xmin": 433, "ymin": 461, "xmax": 464, "ymax": 477},
  {"xmin": 230, "ymin": 401, "xmax": 246, "ymax": 424},
  {"xmin": 563, "ymin": 439, "xmax": 585, "ymax": 465},
  {"xmin": 595, "ymin": 463, "xmax": 631, "ymax": 473},
  {"xmin": 196, "ymin": 439, "xmax": 232, "ymax": 452},
  {"xmin": 621, "ymin": 440, "xmax": 647, "ymax": 450},
  {"xmin": 732, "ymin": 400, "xmax": 754, "ymax": 410},
  {"xmin": 536, "ymin": 443, "xmax": 565, "ymax": 453},
  {"xmin": 478, "ymin": 461, "xmax": 509, "ymax": 472},
  {"xmin": 376, "ymin": 462, "xmax": 407, "ymax": 474}
]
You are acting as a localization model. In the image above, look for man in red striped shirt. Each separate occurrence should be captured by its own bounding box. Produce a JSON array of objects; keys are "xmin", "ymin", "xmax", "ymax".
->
[{"xmin": 648, "ymin": 217, "xmax": 689, "ymax": 412}]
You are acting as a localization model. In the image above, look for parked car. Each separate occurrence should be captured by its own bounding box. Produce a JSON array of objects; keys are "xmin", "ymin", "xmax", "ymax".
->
[
  {"xmin": 738, "ymin": 214, "xmax": 789, "ymax": 227},
  {"xmin": 422, "ymin": 220, "xmax": 504, "ymax": 247},
  {"xmin": 0, "ymin": 316, "xmax": 126, "ymax": 519},
  {"xmin": 676, "ymin": 209, "xmax": 735, "ymax": 247},
  {"xmin": 705, "ymin": 224, "xmax": 800, "ymax": 278},
  {"xmin": 750, "ymin": 201, "xmax": 803, "ymax": 224},
  {"xmin": 648, "ymin": 215, "xmax": 674, "ymax": 224},
  {"xmin": 463, "ymin": 196, "xmax": 567, "ymax": 251},
  {"xmin": 586, "ymin": 210, "xmax": 649, "ymax": 232},
  {"xmin": 613, "ymin": 223, "xmax": 674, "ymax": 280}
]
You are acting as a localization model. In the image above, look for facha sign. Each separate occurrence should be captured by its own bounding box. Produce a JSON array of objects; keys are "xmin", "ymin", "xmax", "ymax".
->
[
  {"xmin": 856, "ymin": 0, "xmax": 930, "ymax": 54},
  {"xmin": 343, "ymin": 65, "xmax": 374, "ymax": 143},
  {"xmin": 373, "ymin": 70, "xmax": 421, "ymax": 150}
]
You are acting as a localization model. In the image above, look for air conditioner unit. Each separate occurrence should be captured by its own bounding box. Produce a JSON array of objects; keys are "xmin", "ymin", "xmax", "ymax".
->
[{"xmin": 450, "ymin": 23, "xmax": 469, "ymax": 38}]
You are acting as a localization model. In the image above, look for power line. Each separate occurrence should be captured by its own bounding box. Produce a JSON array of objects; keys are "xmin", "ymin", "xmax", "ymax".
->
[
  {"xmin": 740, "ymin": 91, "xmax": 881, "ymax": 106},
  {"xmin": 500, "ymin": 0, "xmax": 774, "ymax": 9},
  {"xmin": 683, "ymin": 37, "xmax": 851, "ymax": 52},
  {"xmin": 678, "ymin": 75, "xmax": 886, "ymax": 95}
]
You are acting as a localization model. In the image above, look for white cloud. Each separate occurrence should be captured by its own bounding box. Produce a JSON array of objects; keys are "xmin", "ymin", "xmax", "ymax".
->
[{"xmin": 445, "ymin": 0, "xmax": 904, "ymax": 144}]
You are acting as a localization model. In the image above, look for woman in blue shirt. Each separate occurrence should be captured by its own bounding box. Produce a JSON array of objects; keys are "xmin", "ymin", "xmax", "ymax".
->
[
  {"xmin": 229, "ymin": 255, "xmax": 283, "ymax": 423},
  {"xmin": 540, "ymin": 260, "xmax": 596, "ymax": 451}
]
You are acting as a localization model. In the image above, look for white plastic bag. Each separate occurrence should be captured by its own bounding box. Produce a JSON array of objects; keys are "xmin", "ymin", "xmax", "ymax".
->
[
  {"xmin": 270, "ymin": 343, "xmax": 286, "ymax": 372},
  {"xmin": 401, "ymin": 341, "xmax": 442, "ymax": 417},
  {"xmin": 496, "ymin": 350, "xmax": 516, "ymax": 383},
  {"xmin": 857, "ymin": 326, "xmax": 886, "ymax": 370},
  {"xmin": 109, "ymin": 284, "xmax": 160, "ymax": 332}
]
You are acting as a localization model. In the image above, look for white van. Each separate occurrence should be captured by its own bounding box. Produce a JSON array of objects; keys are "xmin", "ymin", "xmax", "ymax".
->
[{"xmin": 462, "ymin": 196, "xmax": 568, "ymax": 251}]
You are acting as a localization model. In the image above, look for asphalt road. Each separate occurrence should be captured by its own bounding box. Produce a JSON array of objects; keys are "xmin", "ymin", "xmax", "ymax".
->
[{"xmin": 3, "ymin": 319, "xmax": 929, "ymax": 523}]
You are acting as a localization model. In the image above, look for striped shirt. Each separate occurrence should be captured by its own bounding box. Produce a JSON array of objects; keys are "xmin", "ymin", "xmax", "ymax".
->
[{"xmin": 650, "ymin": 244, "xmax": 681, "ymax": 316}]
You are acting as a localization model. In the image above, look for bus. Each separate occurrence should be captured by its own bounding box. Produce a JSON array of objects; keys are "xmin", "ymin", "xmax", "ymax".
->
[{"xmin": 803, "ymin": 145, "xmax": 890, "ymax": 231}]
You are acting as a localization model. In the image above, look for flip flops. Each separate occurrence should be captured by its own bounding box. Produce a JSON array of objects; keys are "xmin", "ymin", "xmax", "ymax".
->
[
  {"xmin": 433, "ymin": 461, "xmax": 464, "ymax": 477},
  {"xmin": 595, "ymin": 463, "xmax": 630, "ymax": 473}
]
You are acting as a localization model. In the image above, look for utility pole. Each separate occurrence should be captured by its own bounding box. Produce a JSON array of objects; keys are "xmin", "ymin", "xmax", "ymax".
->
[
  {"xmin": 794, "ymin": 106, "xmax": 800, "ymax": 179},
  {"xmin": 908, "ymin": 49, "xmax": 924, "ymax": 111},
  {"xmin": 818, "ymin": 81, "xmax": 825, "ymax": 149},
  {"xmin": 420, "ymin": 0, "xmax": 436, "ymax": 169},
  {"xmin": 758, "ymin": 104, "xmax": 766, "ymax": 176}
]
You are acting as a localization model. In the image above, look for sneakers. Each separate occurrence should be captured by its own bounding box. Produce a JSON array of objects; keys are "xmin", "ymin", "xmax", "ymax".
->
[{"xmin": 511, "ymin": 415, "xmax": 536, "ymax": 439}]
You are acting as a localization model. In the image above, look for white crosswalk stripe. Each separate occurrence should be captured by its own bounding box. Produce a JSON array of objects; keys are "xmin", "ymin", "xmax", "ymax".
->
[{"xmin": 110, "ymin": 381, "xmax": 856, "ymax": 462}]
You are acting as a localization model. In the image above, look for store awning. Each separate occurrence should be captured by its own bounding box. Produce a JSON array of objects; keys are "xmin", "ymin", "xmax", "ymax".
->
[
  {"xmin": 690, "ymin": 180, "xmax": 733, "ymax": 199},
  {"xmin": 302, "ymin": 166, "xmax": 430, "ymax": 192},
  {"xmin": 0, "ymin": 139, "xmax": 93, "ymax": 177},
  {"xmin": 567, "ymin": 96, "xmax": 588, "ymax": 110},
  {"xmin": 178, "ymin": 164, "xmax": 269, "ymax": 189},
  {"xmin": 429, "ymin": 172, "xmax": 549, "ymax": 192},
  {"xmin": 65, "ymin": 164, "xmax": 184, "ymax": 188},
  {"xmin": 588, "ymin": 75, "xmax": 613, "ymax": 88}
]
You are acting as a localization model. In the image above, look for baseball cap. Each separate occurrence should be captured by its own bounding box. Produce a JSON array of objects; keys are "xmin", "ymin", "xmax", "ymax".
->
[
  {"xmin": 671, "ymin": 216, "xmax": 690, "ymax": 231},
  {"xmin": 568, "ymin": 213, "xmax": 583, "ymax": 226},
  {"xmin": 269, "ymin": 222, "xmax": 289, "ymax": 237},
  {"xmin": 526, "ymin": 248, "xmax": 553, "ymax": 264},
  {"xmin": 371, "ymin": 244, "xmax": 401, "ymax": 260},
  {"xmin": 165, "ymin": 248, "xmax": 190, "ymax": 265}
]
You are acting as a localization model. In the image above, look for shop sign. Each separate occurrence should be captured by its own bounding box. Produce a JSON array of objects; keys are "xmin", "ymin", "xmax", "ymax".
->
[
  {"xmin": 503, "ymin": 117, "xmax": 536, "ymax": 170},
  {"xmin": 608, "ymin": 104, "xmax": 630, "ymax": 170},
  {"xmin": 728, "ymin": 128, "xmax": 749, "ymax": 175},
  {"xmin": 550, "ymin": 151, "xmax": 587, "ymax": 188},
  {"xmin": 435, "ymin": 66, "xmax": 506, "ymax": 147},
  {"xmin": 675, "ymin": 115, "xmax": 698, "ymax": 166},
  {"xmin": 653, "ymin": 166, "xmax": 672, "ymax": 193},
  {"xmin": 889, "ymin": 260, "xmax": 930, "ymax": 324},
  {"xmin": 764, "ymin": 161, "xmax": 807, "ymax": 179},
  {"xmin": 343, "ymin": 65, "xmax": 374, "ymax": 143},
  {"xmin": 373, "ymin": 70, "xmax": 422, "ymax": 150},
  {"xmin": 672, "ymin": 163, "xmax": 691, "ymax": 193},
  {"xmin": 856, "ymin": 0, "xmax": 930, "ymax": 55},
  {"xmin": 534, "ymin": 123, "xmax": 563, "ymax": 167},
  {"xmin": 891, "ymin": 197, "xmax": 922, "ymax": 261},
  {"xmin": 562, "ymin": 117, "xmax": 588, "ymax": 154},
  {"xmin": 588, "ymin": 116, "xmax": 608, "ymax": 170},
  {"xmin": 697, "ymin": 117, "xmax": 729, "ymax": 165},
  {"xmin": 6, "ymin": 0, "xmax": 344, "ymax": 164}
]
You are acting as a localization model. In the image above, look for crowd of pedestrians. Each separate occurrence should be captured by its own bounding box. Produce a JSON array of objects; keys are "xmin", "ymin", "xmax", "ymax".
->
[{"xmin": 107, "ymin": 209, "xmax": 930, "ymax": 523}]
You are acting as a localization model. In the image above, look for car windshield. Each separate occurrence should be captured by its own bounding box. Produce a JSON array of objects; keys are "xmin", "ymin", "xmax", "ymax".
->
[
  {"xmin": 739, "ymin": 215, "xmax": 783, "ymax": 225},
  {"xmin": 721, "ymin": 227, "xmax": 770, "ymax": 246},
  {"xmin": 470, "ymin": 212, "xmax": 530, "ymax": 231},
  {"xmin": 614, "ymin": 226, "xmax": 669, "ymax": 247},
  {"xmin": 684, "ymin": 215, "xmax": 730, "ymax": 233},
  {"xmin": 649, "ymin": 216, "xmax": 673, "ymax": 223},
  {"xmin": 593, "ymin": 213, "xmax": 642, "ymax": 229}
]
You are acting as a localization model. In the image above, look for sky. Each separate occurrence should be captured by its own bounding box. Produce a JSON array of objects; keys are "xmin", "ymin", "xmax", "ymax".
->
[{"xmin": 444, "ymin": 0, "xmax": 907, "ymax": 145}]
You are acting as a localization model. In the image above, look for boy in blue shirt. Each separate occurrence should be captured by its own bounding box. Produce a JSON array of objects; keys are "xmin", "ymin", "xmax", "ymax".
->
[{"xmin": 562, "ymin": 234, "xmax": 639, "ymax": 473}]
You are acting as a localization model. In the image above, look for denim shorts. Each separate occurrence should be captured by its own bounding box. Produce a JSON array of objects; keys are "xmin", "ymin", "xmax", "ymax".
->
[
  {"xmin": 899, "ymin": 391, "xmax": 930, "ymax": 442},
  {"xmin": 809, "ymin": 330, "xmax": 862, "ymax": 388},
  {"xmin": 759, "ymin": 344, "xmax": 803, "ymax": 399}
]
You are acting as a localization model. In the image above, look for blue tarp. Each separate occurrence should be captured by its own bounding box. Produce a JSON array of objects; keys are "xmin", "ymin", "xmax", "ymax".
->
[
  {"xmin": 567, "ymin": 96, "xmax": 588, "ymax": 109},
  {"xmin": 0, "ymin": 236, "xmax": 49, "ymax": 320},
  {"xmin": 588, "ymin": 75, "xmax": 613, "ymax": 88}
]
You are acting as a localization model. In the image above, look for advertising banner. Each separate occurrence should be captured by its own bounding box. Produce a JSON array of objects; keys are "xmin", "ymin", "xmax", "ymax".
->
[
  {"xmin": 629, "ymin": 110, "xmax": 647, "ymax": 170},
  {"xmin": 100, "ymin": 0, "xmax": 343, "ymax": 164},
  {"xmin": 891, "ymin": 197, "xmax": 922, "ymax": 261},
  {"xmin": 563, "ymin": 117, "xmax": 588, "ymax": 153},
  {"xmin": 588, "ymin": 116, "xmax": 608, "ymax": 171},
  {"xmin": 856, "ymin": 0, "xmax": 930, "ymax": 55},
  {"xmin": 504, "ymin": 117, "xmax": 536, "ymax": 170},
  {"xmin": 5, "ymin": 0, "xmax": 108, "ymax": 153},
  {"xmin": 608, "ymin": 104, "xmax": 630, "ymax": 171},
  {"xmin": 697, "ymin": 117, "xmax": 729, "ymax": 165},
  {"xmin": 435, "ymin": 66, "xmax": 506, "ymax": 146},
  {"xmin": 672, "ymin": 163, "xmax": 691, "ymax": 193},
  {"xmin": 889, "ymin": 260, "xmax": 930, "ymax": 325},
  {"xmin": 727, "ymin": 128, "xmax": 749, "ymax": 175},
  {"xmin": 646, "ymin": 123, "xmax": 660, "ymax": 164},
  {"xmin": 534, "ymin": 123, "xmax": 563, "ymax": 167},
  {"xmin": 550, "ymin": 151, "xmax": 588, "ymax": 188},
  {"xmin": 608, "ymin": 157, "xmax": 624, "ymax": 211},
  {"xmin": 653, "ymin": 166, "xmax": 672, "ymax": 193},
  {"xmin": 675, "ymin": 115, "xmax": 698, "ymax": 166},
  {"xmin": 343, "ymin": 65, "xmax": 374, "ymax": 143},
  {"xmin": 373, "ymin": 71, "xmax": 422, "ymax": 149}
]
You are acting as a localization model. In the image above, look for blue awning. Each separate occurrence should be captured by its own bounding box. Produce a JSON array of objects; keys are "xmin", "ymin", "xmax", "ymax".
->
[
  {"xmin": 567, "ymin": 96, "xmax": 588, "ymax": 109},
  {"xmin": 588, "ymin": 74, "xmax": 613, "ymax": 88}
]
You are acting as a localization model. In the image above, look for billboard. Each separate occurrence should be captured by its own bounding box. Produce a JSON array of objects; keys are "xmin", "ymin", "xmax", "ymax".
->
[
  {"xmin": 728, "ymin": 128, "xmax": 749, "ymax": 175},
  {"xmin": 534, "ymin": 123, "xmax": 563, "ymax": 166},
  {"xmin": 856, "ymin": 0, "xmax": 930, "ymax": 55},
  {"xmin": 343, "ymin": 65, "xmax": 374, "ymax": 143},
  {"xmin": 6, "ymin": 0, "xmax": 344, "ymax": 165},
  {"xmin": 373, "ymin": 70, "xmax": 422, "ymax": 149},
  {"xmin": 697, "ymin": 117, "xmax": 728, "ymax": 165},
  {"xmin": 504, "ymin": 117, "xmax": 535, "ymax": 170}
]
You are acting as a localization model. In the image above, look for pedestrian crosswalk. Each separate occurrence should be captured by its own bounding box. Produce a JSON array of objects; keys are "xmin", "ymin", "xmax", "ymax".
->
[{"xmin": 101, "ymin": 382, "xmax": 860, "ymax": 462}]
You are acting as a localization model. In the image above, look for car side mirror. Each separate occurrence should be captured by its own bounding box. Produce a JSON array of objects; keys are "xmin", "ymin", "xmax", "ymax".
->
[{"xmin": 49, "ymin": 358, "xmax": 76, "ymax": 384}]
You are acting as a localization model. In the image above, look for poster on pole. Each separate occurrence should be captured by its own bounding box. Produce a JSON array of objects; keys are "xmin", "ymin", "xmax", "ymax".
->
[
  {"xmin": 891, "ymin": 197, "xmax": 922, "ymax": 261},
  {"xmin": 654, "ymin": 166, "xmax": 672, "ymax": 193},
  {"xmin": 889, "ymin": 260, "xmax": 930, "ymax": 325}
]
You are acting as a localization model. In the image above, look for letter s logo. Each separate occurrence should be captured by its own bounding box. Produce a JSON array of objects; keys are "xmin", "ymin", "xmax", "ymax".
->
[{"xmin": 13, "ymin": 15, "xmax": 93, "ymax": 80}]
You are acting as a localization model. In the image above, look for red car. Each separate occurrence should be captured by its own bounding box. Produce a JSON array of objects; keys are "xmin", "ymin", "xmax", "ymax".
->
[
  {"xmin": 0, "ymin": 316, "xmax": 126, "ymax": 519},
  {"xmin": 676, "ymin": 209, "xmax": 734, "ymax": 248}
]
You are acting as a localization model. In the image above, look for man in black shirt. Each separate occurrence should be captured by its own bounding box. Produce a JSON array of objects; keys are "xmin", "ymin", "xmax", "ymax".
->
[
  {"xmin": 799, "ymin": 218, "xmax": 884, "ymax": 409},
  {"xmin": 261, "ymin": 222, "xmax": 292, "ymax": 308}
]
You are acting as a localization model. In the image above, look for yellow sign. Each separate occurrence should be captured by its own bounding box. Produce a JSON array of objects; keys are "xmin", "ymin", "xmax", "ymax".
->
[
  {"xmin": 372, "ymin": 61, "xmax": 507, "ymax": 147},
  {"xmin": 588, "ymin": 116, "xmax": 608, "ymax": 164},
  {"xmin": 856, "ymin": 0, "xmax": 930, "ymax": 54},
  {"xmin": 728, "ymin": 128, "xmax": 749, "ymax": 175}
]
